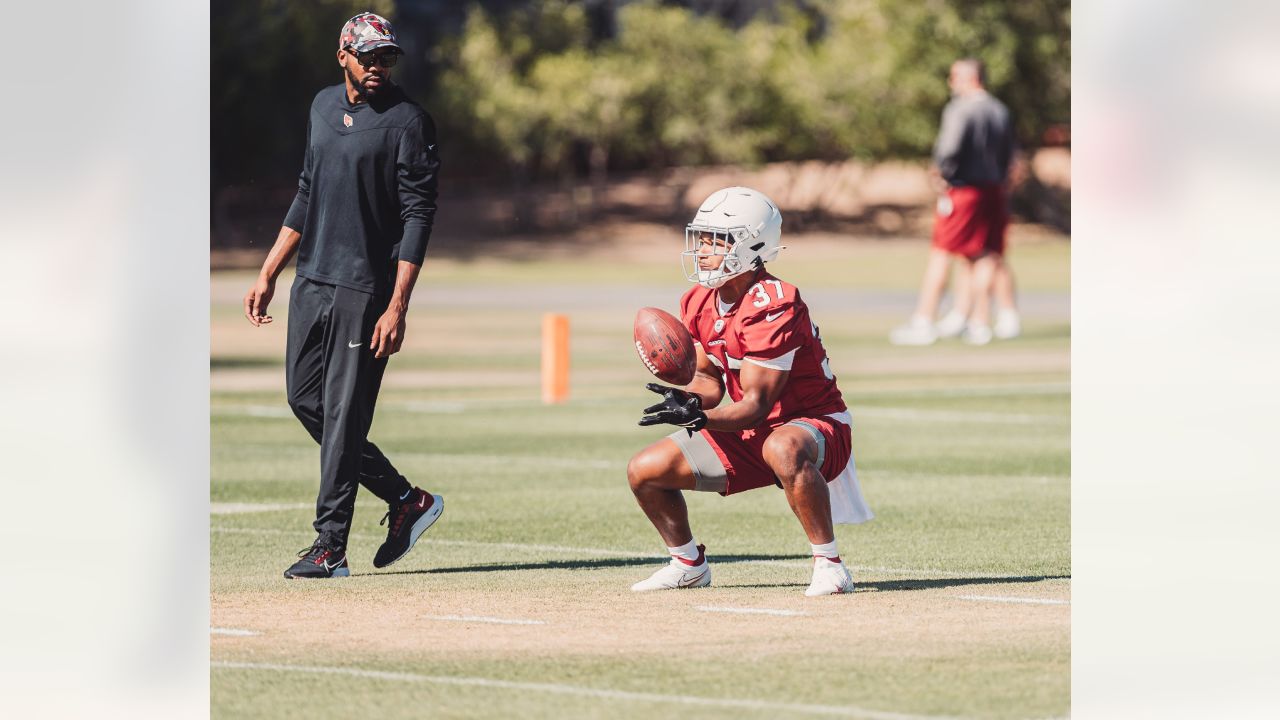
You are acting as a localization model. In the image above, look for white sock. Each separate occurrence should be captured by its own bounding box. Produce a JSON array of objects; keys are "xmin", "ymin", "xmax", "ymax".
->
[
  {"xmin": 811, "ymin": 540, "xmax": 841, "ymax": 563},
  {"xmin": 668, "ymin": 538, "xmax": 703, "ymax": 565},
  {"xmin": 910, "ymin": 313, "xmax": 932, "ymax": 326}
]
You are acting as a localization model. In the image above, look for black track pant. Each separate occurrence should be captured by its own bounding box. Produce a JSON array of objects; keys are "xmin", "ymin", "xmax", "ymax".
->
[{"xmin": 285, "ymin": 276, "xmax": 412, "ymax": 550}]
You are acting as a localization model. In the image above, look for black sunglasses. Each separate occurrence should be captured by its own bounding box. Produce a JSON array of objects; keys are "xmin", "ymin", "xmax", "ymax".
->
[{"xmin": 346, "ymin": 47, "xmax": 400, "ymax": 69}]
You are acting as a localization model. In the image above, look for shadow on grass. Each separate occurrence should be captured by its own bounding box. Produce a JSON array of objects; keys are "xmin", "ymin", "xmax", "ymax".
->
[
  {"xmin": 722, "ymin": 575, "xmax": 1072, "ymax": 592},
  {"xmin": 373, "ymin": 555, "xmax": 1070, "ymax": 595},
  {"xmin": 374, "ymin": 553, "xmax": 808, "ymax": 576}
]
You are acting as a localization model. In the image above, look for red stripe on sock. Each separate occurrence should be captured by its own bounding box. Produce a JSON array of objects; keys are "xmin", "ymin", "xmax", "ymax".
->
[{"xmin": 674, "ymin": 544, "xmax": 706, "ymax": 566}]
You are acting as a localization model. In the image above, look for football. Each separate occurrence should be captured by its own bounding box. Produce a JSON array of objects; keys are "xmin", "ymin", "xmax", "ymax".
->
[{"xmin": 633, "ymin": 307, "xmax": 697, "ymax": 386}]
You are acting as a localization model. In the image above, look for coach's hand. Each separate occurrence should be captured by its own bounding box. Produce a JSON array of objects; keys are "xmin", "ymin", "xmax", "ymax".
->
[
  {"xmin": 244, "ymin": 276, "xmax": 275, "ymax": 327},
  {"xmin": 638, "ymin": 383, "xmax": 707, "ymax": 432},
  {"xmin": 370, "ymin": 306, "xmax": 407, "ymax": 359}
]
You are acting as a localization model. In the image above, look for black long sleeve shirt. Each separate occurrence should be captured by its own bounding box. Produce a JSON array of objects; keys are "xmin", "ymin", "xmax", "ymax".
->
[{"xmin": 283, "ymin": 83, "xmax": 440, "ymax": 294}]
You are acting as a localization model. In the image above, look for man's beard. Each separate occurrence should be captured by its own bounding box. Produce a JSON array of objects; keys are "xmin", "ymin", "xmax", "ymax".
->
[{"xmin": 345, "ymin": 65, "xmax": 384, "ymax": 101}]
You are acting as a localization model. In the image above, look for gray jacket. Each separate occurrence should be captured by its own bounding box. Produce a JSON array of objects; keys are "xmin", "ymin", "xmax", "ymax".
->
[{"xmin": 933, "ymin": 90, "xmax": 1014, "ymax": 187}]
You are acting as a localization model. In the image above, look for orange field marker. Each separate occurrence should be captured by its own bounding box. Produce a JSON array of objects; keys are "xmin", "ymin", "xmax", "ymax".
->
[{"xmin": 541, "ymin": 313, "xmax": 570, "ymax": 404}]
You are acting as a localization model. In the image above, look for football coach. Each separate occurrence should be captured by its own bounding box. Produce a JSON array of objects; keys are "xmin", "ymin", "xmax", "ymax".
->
[{"xmin": 243, "ymin": 12, "xmax": 444, "ymax": 579}]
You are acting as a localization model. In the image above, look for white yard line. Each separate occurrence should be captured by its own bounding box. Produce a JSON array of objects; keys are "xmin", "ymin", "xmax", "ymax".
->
[
  {"xmin": 210, "ymin": 525, "xmax": 1061, "ymax": 580},
  {"xmin": 853, "ymin": 407, "xmax": 1063, "ymax": 424},
  {"xmin": 866, "ymin": 471, "xmax": 1069, "ymax": 484},
  {"xmin": 211, "ymin": 502, "xmax": 312, "ymax": 515},
  {"xmin": 695, "ymin": 606, "xmax": 808, "ymax": 617},
  {"xmin": 851, "ymin": 383, "xmax": 1070, "ymax": 398},
  {"xmin": 398, "ymin": 453, "xmax": 621, "ymax": 470},
  {"xmin": 211, "ymin": 661, "xmax": 957, "ymax": 719},
  {"xmin": 954, "ymin": 595, "xmax": 1069, "ymax": 606},
  {"xmin": 215, "ymin": 440, "xmax": 624, "ymax": 470},
  {"xmin": 211, "ymin": 627, "xmax": 260, "ymax": 636},
  {"xmin": 211, "ymin": 405, "xmax": 294, "ymax": 418},
  {"xmin": 425, "ymin": 614, "xmax": 546, "ymax": 626}
]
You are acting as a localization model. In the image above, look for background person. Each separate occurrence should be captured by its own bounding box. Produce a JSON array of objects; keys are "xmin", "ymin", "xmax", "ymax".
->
[
  {"xmin": 242, "ymin": 13, "xmax": 445, "ymax": 579},
  {"xmin": 891, "ymin": 58, "xmax": 1021, "ymax": 346}
]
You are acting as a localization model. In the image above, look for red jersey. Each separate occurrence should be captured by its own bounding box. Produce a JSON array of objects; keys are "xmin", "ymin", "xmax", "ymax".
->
[{"xmin": 679, "ymin": 271, "xmax": 846, "ymax": 423}]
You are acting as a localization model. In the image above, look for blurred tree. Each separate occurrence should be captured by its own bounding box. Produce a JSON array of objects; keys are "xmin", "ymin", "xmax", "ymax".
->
[{"xmin": 212, "ymin": 0, "xmax": 1069, "ymax": 201}]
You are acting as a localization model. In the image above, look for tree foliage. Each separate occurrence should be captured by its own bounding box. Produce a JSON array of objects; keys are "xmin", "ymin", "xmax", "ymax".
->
[
  {"xmin": 212, "ymin": 0, "xmax": 1069, "ymax": 187},
  {"xmin": 430, "ymin": 0, "xmax": 1069, "ymax": 181}
]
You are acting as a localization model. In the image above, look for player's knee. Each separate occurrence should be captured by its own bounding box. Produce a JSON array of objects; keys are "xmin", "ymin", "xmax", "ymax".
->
[
  {"xmin": 626, "ymin": 451, "xmax": 657, "ymax": 490},
  {"xmin": 762, "ymin": 432, "xmax": 811, "ymax": 483},
  {"xmin": 627, "ymin": 446, "xmax": 676, "ymax": 491}
]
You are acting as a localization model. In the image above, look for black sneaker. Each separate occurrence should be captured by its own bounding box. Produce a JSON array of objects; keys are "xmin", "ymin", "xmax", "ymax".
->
[
  {"xmin": 283, "ymin": 542, "xmax": 350, "ymax": 579},
  {"xmin": 373, "ymin": 488, "xmax": 444, "ymax": 568}
]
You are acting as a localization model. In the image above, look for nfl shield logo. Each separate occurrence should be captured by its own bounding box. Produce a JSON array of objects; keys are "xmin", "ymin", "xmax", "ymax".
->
[
  {"xmin": 714, "ymin": 319, "xmax": 725, "ymax": 334},
  {"xmin": 343, "ymin": 113, "xmax": 353, "ymax": 127}
]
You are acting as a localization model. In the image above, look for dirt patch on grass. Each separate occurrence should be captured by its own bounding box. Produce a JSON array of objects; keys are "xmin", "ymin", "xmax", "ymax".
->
[{"xmin": 212, "ymin": 579, "xmax": 1068, "ymax": 663}]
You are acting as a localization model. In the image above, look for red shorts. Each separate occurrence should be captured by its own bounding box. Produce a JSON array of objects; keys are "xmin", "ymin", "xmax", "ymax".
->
[
  {"xmin": 932, "ymin": 184, "xmax": 1008, "ymax": 260},
  {"xmin": 700, "ymin": 416, "xmax": 852, "ymax": 496}
]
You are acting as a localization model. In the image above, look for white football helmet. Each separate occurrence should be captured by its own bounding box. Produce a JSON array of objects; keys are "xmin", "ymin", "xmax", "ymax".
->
[{"xmin": 682, "ymin": 187, "xmax": 784, "ymax": 288}]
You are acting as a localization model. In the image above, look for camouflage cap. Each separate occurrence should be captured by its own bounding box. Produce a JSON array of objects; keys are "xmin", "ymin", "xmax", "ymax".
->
[{"xmin": 339, "ymin": 13, "xmax": 401, "ymax": 54}]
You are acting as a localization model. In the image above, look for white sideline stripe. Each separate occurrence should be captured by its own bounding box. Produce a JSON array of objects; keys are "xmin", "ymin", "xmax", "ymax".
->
[
  {"xmin": 696, "ymin": 605, "xmax": 807, "ymax": 617},
  {"xmin": 398, "ymin": 452, "xmax": 621, "ymax": 470},
  {"xmin": 211, "ymin": 405, "xmax": 294, "ymax": 418},
  {"xmin": 224, "ymin": 443, "xmax": 623, "ymax": 470},
  {"xmin": 210, "ymin": 526, "xmax": 1060, "ymax": 581},
  {"xmin": 210, "ymin": 502, "xmax": 312, "ymax": 515},
  {"xmin": 211, "ymin": 627, "xmax": 260, "ymax": 636},
  {"xmin": 853, "ymin": 407, "xmax": 1063, "ymax": 424},
  {"xmin": 426, "ymin": 614, "xmax": 546, "ymax": 626},
  {"xmin": 868, "ymin": 471, "xmax": 1068, "ymax": 484},
  {"xmin": 211, "ymin": 661, "xmax": 954, "ymax": 719},
  {"xmin": 852, "ymin": 383, "xmax": 1070, "ymax": 398},
  {"xmin": 955, "ymin": 595, "xmax": 1069, "ymax": 606}
]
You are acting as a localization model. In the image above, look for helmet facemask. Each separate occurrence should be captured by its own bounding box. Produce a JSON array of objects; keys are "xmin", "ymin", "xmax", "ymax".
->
[{"xmin": 682, "ymin": 226, "xmax": 754, "ymax": 289}]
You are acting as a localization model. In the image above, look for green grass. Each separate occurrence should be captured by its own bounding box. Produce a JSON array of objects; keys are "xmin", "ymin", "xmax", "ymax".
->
[{"xmin": 212, "ymin": 236, "xmax": 1069, "ymax": 719}]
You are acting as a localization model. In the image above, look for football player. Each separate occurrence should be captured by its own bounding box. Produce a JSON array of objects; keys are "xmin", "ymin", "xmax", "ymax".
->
[{"xmin": 629, "ymin": 187, "xmax": 874, "ymax": 596}]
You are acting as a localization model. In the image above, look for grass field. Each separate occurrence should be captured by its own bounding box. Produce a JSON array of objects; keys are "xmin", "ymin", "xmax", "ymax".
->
[{"xmin": 211, "ymin": 230, "xmax": 1070, "ymax": 719}]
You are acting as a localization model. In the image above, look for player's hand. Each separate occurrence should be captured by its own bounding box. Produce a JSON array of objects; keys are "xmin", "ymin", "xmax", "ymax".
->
[
  {"xmin": 244, "ymin": 276, "xmax": 275, "ymax": 327},
  {"xmin": 370, "ymin": 306, "xmax": 406, "ymax": 359},
  {"xmin": 638, "ymin": 383, "xmax": 707, "ymax": 432}
]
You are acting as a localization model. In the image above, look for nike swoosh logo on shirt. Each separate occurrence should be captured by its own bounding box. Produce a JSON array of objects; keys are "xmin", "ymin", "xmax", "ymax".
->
[
  {"xmin": 765, "ymin": 311, "xmax": 786, "ymax": 322},
  {"xmin": 348, "ymin": 341, "xmax": 362, "ymax": 348}
]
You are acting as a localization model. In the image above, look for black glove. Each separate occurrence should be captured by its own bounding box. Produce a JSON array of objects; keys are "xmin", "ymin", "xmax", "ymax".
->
[{"xmin": 638, "ymin": 383, "xmax": 707, "ymax": 432}]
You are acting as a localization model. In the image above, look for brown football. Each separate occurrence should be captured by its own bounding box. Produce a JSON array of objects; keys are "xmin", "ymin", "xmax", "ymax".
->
[{"xmin": 633, "ymin": 307, "xmax": 697, "ymax": 386}]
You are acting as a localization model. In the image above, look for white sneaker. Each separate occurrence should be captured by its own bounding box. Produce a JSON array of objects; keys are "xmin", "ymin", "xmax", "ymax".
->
[
  {"xmin": 630, "ymin": 546, "xmax": 711, "ymax": 591},
  {"xmin": 962, "ymin": 323, "xmax": 993, "ymax": 346},
  {"xmin": 889, "ymin": 317, "xmax": 938, "ymax": 346},
  {"xmin": 935, "ymin": 311, "xmax": 967, "ymax": 339},
  {"xmin": 805, "ymin": 557, "xmax": 854, "ymax": 596},
  {"xmin": 994, "ymin": 309, "xmax": 1021, "ymax": 340}
]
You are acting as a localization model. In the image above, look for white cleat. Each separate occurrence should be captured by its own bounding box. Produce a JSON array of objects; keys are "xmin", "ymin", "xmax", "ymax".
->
[
  {"xmin": 631, "ymin": 546, "xmax": 711, "ymax": 592},
  {"xmin": 935, "ymin": 311, "xmax": 968, "ymax": 339},
  {"xmin": 805, "ymin": 557, "xmax": 855, "ymax": 596},
  {"xmin": 962, "ymin": 323, "xmax": 994, "ymax": 346},
  {"xmin": 994, "ymin": 309, "xmax": 1021, "ymax": 340},
  {"xmin": 889, "ymin": 317, "xmax": 938, "ymax": 346}
]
